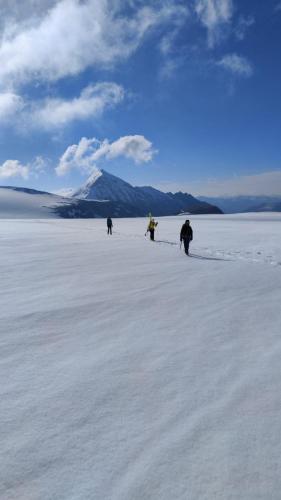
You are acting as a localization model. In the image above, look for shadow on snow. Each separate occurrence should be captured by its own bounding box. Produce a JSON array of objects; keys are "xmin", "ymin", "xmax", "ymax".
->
[
  {"xmin": 155, "ymin": 240, "xmax": 179, "ymax": 246},
  {"xmin": 189, "ymin": 253, "xmax": 230, "ymax": 262}
]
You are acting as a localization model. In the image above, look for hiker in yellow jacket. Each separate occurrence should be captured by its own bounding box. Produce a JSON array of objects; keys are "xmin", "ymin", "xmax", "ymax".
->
[{"xmin": 147, "ymin": 218, "xmax": 158, "ymax": 241}]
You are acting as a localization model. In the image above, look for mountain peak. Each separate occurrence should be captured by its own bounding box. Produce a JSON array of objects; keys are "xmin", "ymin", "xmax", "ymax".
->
[{"xmin": 72, "ymin": 168, "xmax": 134, "ymax": 201}]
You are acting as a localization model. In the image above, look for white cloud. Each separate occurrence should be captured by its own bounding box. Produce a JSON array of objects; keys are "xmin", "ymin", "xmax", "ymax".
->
[
  {"xmin": 92, "ymin": 136, "xmax": 156, "ymax": 163},
  {"xmin": 56, "ymin": 135, "xmax": 156, "ymax": 176},
  {"xmin": 56, "ymin": 137, "xmax": 95, "ymax": 176},
  {"xmin": 157, "ymin": 171, "xmax": 281, "ymax": 197},
  {"xmin": 217, "ymin": 53, "xmax": 253, "ymax": 77},
  {"xmin": 0, "ymin": 160, "xmax": 29, "ymax": 179},
  {"xmin": 0, "ymin": 1, "xmax": 188, "ymax": 132},
  {"xmin": 275, "ymin": 2, "xmax": 281, "ymax": 12},
  {"xmin": 33, "ymin": 82, "xmax": 125, "ymax": 128},
  {"xmin": 0, "ymin": 155, "xmax": 49, "ymax": 180},
  {"xmin": 194, "ymin": 0, "xmax": 233, "ymax": 47},
  {"xmin": 0, "ymin": 92, "xmax": 24, "ymax": 120},
  {"xmin": 0, "ymin": 0, "xmax": 189, "ymax": 86}
]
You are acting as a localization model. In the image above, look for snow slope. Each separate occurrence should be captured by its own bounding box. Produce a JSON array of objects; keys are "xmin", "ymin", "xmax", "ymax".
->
[
  {"xmin": 0, "ymin": 187, "xmax": 143, "ymax": 219},
  {"xmin": 0, "ymin": 187, "xmax": 70, "ymax": 218},
  {"xmin": 1, "ymin": 214, "xmax": 281, "ymax": 500}
]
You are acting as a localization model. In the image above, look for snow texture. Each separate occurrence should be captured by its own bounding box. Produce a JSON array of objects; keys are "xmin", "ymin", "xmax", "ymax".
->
[{"xmin": 1, "ymin": 214, "xmax": 281, "ymax": 500}]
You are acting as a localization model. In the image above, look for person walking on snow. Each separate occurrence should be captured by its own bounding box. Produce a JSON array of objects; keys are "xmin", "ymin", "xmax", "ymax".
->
[
  {"xmin": 147, "ymin": 218, "xmax": 158, "ymax": 241},
  {"xmin": 107, "ymin": 217, "xmax": 113, "ymax": 235},
  {"xmin": 180, "ymin": 220, "xmax": 193, "ymax": 255}
]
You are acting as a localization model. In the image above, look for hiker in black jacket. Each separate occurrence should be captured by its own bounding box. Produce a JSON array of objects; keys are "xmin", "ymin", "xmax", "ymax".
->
[
  {"xmin": 180, "ymin": 220, "xmax": 193, "ymax": 255},
  {"xmin": 107, "ymin": 217, "xmax": 113, "ymax": 235}
]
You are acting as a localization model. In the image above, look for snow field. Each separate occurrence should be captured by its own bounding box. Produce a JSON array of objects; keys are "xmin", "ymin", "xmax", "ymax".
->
[{"xmin": 1, "ymin": 215, "xmax": 281, "ymax": 499}]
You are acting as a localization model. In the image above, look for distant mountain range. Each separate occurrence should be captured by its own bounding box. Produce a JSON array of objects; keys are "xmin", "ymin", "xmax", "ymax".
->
[
  {"xmin": 0, "ymin": 170, "xmax": 222, "ymax": 219},
  {"xmin": 199, "ymin": 196, "xmax": 281, "ymax": 214}
]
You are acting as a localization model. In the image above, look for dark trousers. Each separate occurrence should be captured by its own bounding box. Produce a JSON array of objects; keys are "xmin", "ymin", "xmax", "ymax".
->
[
  {"xmin": 183, "ymin": 238, "xmax": 190, "ymax": 255},
  {"xmin": 149, "ymin": 229, "xmax": 155, "ymax": 241},
  {"xmin": 107, "ymin": 226, "xmax": 112, "ymax": 235}
]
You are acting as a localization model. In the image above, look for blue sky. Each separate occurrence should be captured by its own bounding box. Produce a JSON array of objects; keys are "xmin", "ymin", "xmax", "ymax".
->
[{"xmin": 0, "ymin": 0, "xmax": 281, "ymax": 196}]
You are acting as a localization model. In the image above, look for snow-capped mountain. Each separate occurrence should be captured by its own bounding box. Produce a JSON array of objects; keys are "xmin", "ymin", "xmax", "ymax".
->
[
  {"xmin": 73, "ymin": 169, "xmax": 147, "ymax": 205},
  {"xmin": 72, "ymin": 169, "xmax": 222, "ymax": 215}
]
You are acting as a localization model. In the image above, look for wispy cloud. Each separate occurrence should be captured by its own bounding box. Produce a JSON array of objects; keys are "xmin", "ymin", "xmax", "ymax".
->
[
  {"xmin": 33, "ymin": 82, "xmax": 125, "ymax": 129},
  {"xmin": 234, "ymin": 15, "xmax": 255, "ymax": 41},
  {"xmin": 194, "ymin": 0, "xmax": 233, "ymax": 47},
  {"xmin": 275, "ymin": 1, "xmax": 281, "ymax": 12},
  {"xmin": 217, "ymin": 53, "xmax": 254, "ymax": 77},
  {"xmin": 159, "ymin": 56, "xmax": 185, "ymax": 80},
  {"xmin": 56, "ymin": 135, "xmax": 157, "ymax": 176},
  {"xmin": 158, "ymin": 12, "xmax": 189, "ymax": 80},
  {"xmin": 0, "ymin": 82, "xmax": 125, "ymax": 129}
]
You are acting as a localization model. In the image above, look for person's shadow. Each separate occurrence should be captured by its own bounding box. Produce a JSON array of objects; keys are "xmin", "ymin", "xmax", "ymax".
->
[
  {"xmin": 155, "ymin": 240, "xmax": 178, "ymax": 246},
  {"xmin": 154, "ymin": 241, "xmax": 230, "ymax": 262},
  {"xmin": 189, "ymin": 253, "xmax": 230, "ymax": 262}
]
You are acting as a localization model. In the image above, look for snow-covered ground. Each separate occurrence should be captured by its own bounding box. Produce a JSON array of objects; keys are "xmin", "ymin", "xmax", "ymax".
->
[
  {"xmin": 1, "ymin": 214, "xmax": 281, "ymax": 500},
  {"xmin": 0, "ymin": 188, "xmax": 69, "ymax": 219}
]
